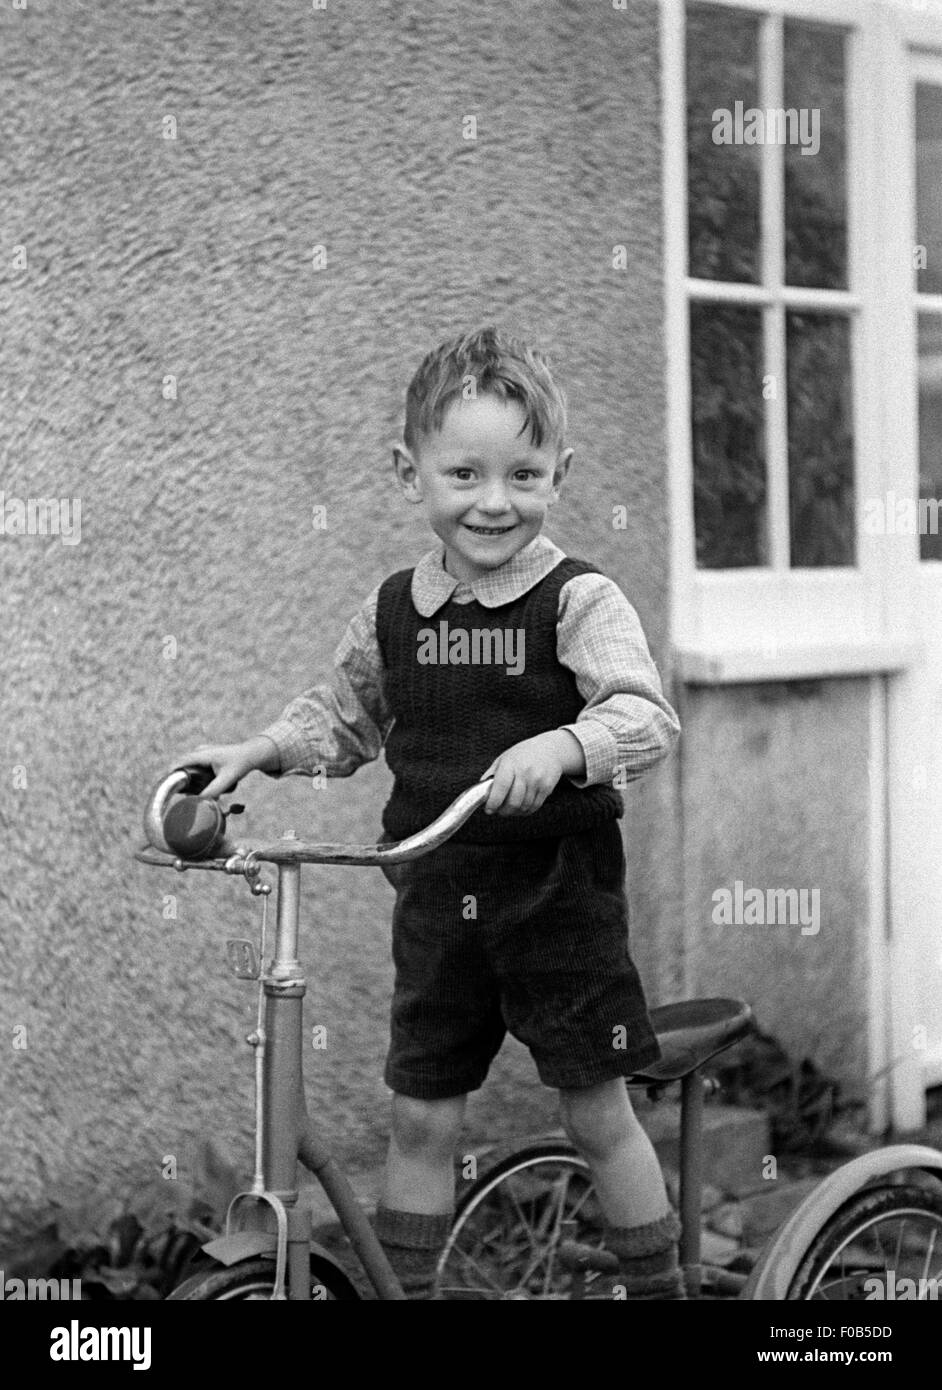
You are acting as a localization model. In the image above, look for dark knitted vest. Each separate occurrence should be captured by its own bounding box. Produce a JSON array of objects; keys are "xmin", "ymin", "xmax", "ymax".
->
[{"xmin": 376, "ymin": 557, "xmax": 623, "ymax": 843}]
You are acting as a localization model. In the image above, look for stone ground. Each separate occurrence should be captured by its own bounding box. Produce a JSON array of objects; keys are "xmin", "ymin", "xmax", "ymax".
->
[{"xmin": 302, "ymin": 1106, "xmax": 942, "ymax": 1299}]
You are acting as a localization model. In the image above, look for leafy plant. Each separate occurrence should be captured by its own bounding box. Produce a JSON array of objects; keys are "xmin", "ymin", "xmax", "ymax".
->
[{"xmin": 2, "ymin": 1141, "xmax": 244, "ymax": 1300}]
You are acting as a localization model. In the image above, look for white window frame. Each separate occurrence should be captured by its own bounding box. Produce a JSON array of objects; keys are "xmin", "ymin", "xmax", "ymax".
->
[{"xmin": 662, "ymin": 0, "xmax": 921, "ymax": 682}]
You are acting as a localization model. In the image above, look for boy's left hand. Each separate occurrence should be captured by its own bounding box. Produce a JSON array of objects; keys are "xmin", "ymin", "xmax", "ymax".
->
[{"xmin": 479, "ymin": 730, "xmax": 586, "ymax": 816}]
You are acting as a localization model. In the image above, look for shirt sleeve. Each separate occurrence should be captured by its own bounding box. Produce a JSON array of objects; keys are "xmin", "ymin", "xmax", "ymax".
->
[
  {"xmin": 555, "ymin": 573, "xmax": 681, "ymax": 788},
  {"xmin": 255, "ymin": 584, "xmax": 392, "ymax": 778}
]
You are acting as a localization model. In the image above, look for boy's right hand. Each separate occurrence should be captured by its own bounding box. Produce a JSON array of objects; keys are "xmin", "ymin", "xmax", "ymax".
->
[{"xmin": 169, "ymin": 736, "xmax": 280, "ymax": 800}]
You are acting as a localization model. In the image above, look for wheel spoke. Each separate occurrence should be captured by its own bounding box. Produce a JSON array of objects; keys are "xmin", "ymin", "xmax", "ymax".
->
[
  {"xmin": 448, "ymin": 1242, "xmax": 507, "ymax": 1296},
  {"xmin": 504, "ymin": 1182, "xmax": 542, "ymax": 1262},
  {"xmin": 437, "ymin": 1153, "xmax": 592, "ymax": 1299},
  {"xmin": 919, "ymin": 1225, "xmax": 938, "ymax": 1293},
  {"xmin": 540, "ymin": 1172, "xmax": 575, "ymax": 1295}
]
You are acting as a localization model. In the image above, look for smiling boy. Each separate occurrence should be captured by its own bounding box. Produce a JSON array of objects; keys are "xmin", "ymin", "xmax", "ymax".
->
[{"xmin": 177, "ymin": 326, "xmax": 684, "ymax": 1298}]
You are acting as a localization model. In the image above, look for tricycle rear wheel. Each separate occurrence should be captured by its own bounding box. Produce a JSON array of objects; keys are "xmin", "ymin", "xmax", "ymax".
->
[{"xmin": 434, "ymin": 1142, "xmax": 604, "ymax": 1300}]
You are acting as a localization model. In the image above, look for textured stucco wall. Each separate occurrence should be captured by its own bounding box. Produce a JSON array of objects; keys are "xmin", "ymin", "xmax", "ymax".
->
[
  {"xmin": 0, "ymin": 0, "xmax": 675, "ymax": 1247},
  {"xmin": 676, "ymin": 679, "xmax": 872, "ymax": 1098}
]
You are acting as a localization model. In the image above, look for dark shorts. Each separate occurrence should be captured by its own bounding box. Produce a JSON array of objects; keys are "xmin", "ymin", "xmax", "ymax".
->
[{"xmin": 379, "ymin": 820, "xmax": 661, "ymax": 1097}]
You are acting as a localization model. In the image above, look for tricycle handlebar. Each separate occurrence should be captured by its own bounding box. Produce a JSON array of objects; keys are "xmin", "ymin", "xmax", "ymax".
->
[{"xmin": 135, "ymin": 769, "xmax": 495, "ymax": 871}]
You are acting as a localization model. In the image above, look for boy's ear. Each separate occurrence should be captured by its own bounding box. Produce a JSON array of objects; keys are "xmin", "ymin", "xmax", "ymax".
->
[
  {"xmin": 391, "ymin": 441, "xmax": 423, "ymax": 502},
  {"xmin": 550, "ymin": 448, "xmax": 574, "ymax": 500}
]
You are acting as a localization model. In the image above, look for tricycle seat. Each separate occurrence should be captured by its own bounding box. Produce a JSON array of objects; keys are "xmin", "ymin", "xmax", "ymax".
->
[{"xmin": 627, "ymin": 998, "xmax": 755, "ymax": 1084}]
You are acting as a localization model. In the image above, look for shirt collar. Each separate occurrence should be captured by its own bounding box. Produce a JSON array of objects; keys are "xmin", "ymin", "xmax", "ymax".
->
[{"xmin": 411, "ymin": 533, "xmax": 567, "ymax": 616}]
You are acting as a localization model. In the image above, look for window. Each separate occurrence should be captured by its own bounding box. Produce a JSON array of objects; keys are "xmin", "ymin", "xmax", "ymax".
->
[
  {"xmin": 662, "ymin": 0, "xmax": 907, "ymax": 669},
  {"xmin": 685, "ymin": 3, "xmax": 854, "ymax": 571}
]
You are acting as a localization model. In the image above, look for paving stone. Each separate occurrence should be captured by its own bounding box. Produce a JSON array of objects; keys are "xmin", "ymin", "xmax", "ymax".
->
[
  {"xmin": 739, "ymin": 1175, "xmax": 823, "ymax": 1243},
  {"xmin": 724, "ymin": 1247, "xmax": 762, "ymax": 1274},
  {"xmin": 700, "ymin": 1183, "xmax": 724, "ymax": 1214},
  {"xmin": 700, "ymin": 1229, "xmax": 741, "ymax": 1266},
  {"xmin": 708, "ymin": 1201, "xmax": 744, "ymax": 1239},
  {"xmin": 636, "ymin": 1101, "xmax": 771, "ymax": 1197},
  {"xmin": 820, "ymin": 1121, "xmax": 877, "ymax": 1157},
  {"xmin": 663, "ymin": 1170, "xmax": 724, "ymax": 1214}
]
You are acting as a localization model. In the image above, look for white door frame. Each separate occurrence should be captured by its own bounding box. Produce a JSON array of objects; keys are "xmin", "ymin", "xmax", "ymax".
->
[{"xmin": 661, "ymin": 0, "xmax": 939, "ymax": 1132}]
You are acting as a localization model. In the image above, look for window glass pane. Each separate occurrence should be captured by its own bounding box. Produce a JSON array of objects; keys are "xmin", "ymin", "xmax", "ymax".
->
[
  {"xmin": 783, "ymin": 23, "xmax": 847, "ymax": 290},
  {"xmin": 686, "ymin": 3, "xmax": 761, "ymax": 283},
  {"xmin": 915, "ymin": 83, "xmax": 942, "ymax": 296},
  {"xmin": 918, "ymin": 314, "xmax": 942, "ymax": 562},
  {"xmin": 691, "ymin": 303, "xmax": 767, "ymax": 567},
  {"xmin": 786, "ymin": 313, "xmax": 855, "ymax": 566}
]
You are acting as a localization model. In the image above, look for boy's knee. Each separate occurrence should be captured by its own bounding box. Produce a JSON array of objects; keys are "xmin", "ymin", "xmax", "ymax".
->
[
  {"xmin": 391, "ymin": 1093, "xmax": 465, "ymax": 1157},
  {"xmin": 558, "ymin": 1079, "xmax": 637, "ymax": 1158}
]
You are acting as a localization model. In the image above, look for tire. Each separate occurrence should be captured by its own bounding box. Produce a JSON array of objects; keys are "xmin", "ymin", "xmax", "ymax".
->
[
  {"xmin": 167, "ymin": 1254, "xmax": 361, "ymax": 1301},
  {"xmin": 435, "ymin": 1142, "xmax": 604, "ymax": 1300},
  {"xmin": 787, "ymin": 1183, "xmax": 942, "ymax": 1300}
]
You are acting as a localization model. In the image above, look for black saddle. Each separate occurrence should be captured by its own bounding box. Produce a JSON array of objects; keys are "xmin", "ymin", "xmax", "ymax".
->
[{"xmin": 627, "ymin": 998, "xmax": 755, "ymax": 1084}]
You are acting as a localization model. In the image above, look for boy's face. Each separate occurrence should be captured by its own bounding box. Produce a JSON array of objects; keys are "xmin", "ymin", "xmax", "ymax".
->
[{"xmin": 393, "ymin": 394, "xmax": 572, "ymax": 584}]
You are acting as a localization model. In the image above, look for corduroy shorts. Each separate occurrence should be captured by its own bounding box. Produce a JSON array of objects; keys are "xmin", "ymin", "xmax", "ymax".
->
[{"xmin": 379, "ymin": 819, "xmax": 661, "ymax": 1097}]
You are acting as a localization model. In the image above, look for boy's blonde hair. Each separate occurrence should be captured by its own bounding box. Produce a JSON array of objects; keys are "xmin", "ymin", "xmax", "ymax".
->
[{"xmin": 403, "ymin": 326, "xmax": 568, "ymax": 455}]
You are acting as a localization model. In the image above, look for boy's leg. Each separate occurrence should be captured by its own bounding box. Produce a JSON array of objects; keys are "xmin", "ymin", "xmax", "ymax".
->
[
  {"xmin": 559, "ymin": 1078, "xmax": 686, "ymax": 1300},
  {"xmin": 373, "ymin": 1091, "xmax": 467, "ymax": 1299}
]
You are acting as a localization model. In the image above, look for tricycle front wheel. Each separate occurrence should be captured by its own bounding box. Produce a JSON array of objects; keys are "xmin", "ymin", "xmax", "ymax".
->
[{"xmin": 167, "ymin": 1254, "xmax": 360, "ymax": 1300}]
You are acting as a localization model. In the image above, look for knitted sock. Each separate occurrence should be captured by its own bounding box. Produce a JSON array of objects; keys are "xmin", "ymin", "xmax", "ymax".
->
[
  {"xmin": 373, "ymin": 1205, "xmax": 453, "ymax": 1300},
  {"xmin": 604, "ymin": 1209, "xmax": 687, "ymax": 1300}
]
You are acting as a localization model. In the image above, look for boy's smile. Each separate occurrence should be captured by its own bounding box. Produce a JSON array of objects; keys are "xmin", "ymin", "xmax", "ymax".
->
[{"xmin": 393, "ymin": 394, "xmax": 572, "ymax": 584}]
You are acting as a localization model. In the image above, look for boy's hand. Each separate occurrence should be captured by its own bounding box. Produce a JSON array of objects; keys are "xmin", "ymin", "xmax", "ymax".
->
[
  {"xmin": 169, "ymin": 736, "xmax": 280, "ymax": 800},
  {"xmin": 479, "ymin": 730, "xmax": 586, "ymax": 816}
]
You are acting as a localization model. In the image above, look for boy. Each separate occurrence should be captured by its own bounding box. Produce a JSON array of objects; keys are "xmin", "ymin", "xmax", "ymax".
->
[{"xmin": 175, "ymin": 326, "xmax": 684, "ymax": 1299}]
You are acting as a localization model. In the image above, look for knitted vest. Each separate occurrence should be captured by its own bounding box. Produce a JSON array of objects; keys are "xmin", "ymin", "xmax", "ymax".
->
[{"xmin": 375, "ymin": 557, "xmax": 623, "ymax": 843}]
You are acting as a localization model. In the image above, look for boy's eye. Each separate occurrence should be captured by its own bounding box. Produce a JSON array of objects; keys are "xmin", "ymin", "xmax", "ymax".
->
[{"xmin": 448, "ymin": 466, "xmax": 540, "ymax": 482}]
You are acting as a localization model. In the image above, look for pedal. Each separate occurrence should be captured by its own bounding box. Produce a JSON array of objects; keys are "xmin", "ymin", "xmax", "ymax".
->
[{"xmin": 557, "ymin": 1241, "xmax": 620, "ymax": 1275}]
